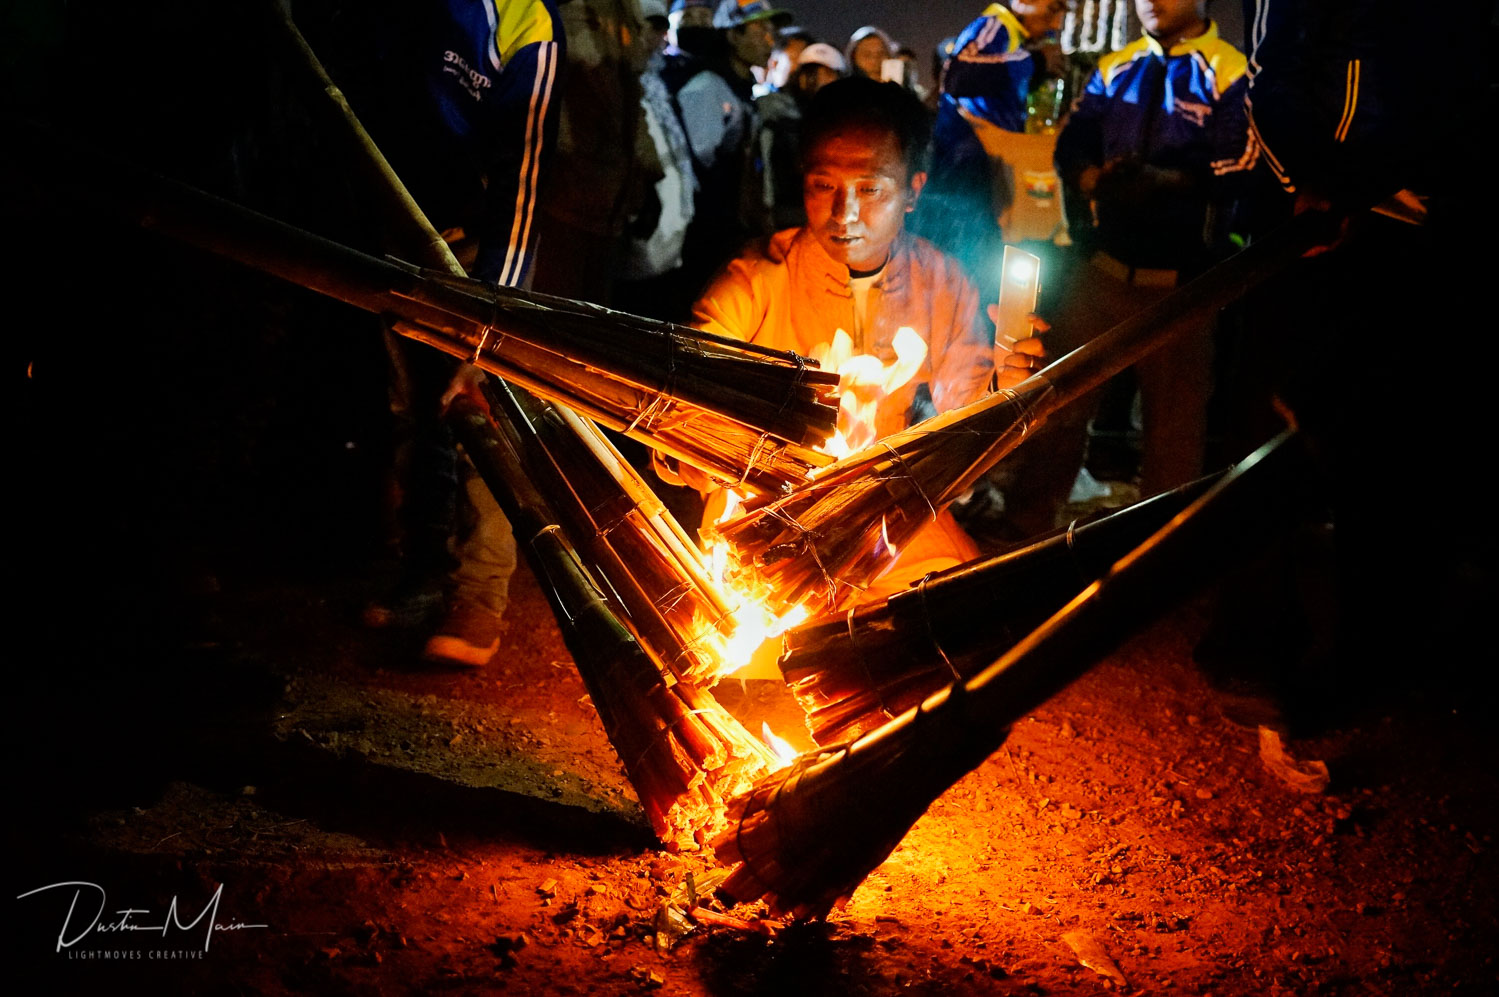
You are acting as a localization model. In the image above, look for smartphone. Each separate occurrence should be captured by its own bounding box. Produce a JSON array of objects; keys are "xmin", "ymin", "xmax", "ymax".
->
[
  {"xmin": 994, "ymin": 245, "xmax": 1042, "ymax": 344},
  {"xmin": 880, "ymin": 58, "xmax": 906, "ymax": 84}
]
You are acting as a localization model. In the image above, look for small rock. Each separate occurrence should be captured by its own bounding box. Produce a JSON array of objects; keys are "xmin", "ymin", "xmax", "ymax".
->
[
  {"xmin": 490, "ymin": 933, "xmax": 529, "ymax": 955},
  {"xmin": 1195, "ymin": 788, "xmax": 1214, "ymax": 800},
  {"xmin": 538, "ymin": 879, "xmax": 558, "ymax": 898}
]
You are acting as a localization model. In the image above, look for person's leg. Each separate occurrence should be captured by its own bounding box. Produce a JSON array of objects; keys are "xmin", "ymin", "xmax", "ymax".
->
[
  {"xmin": 989, "ymin": 256, "xmax": 1136, "ymax": 540},
  {"xmin": 424, "ymin": 454, "xmax": 518, "ymax": 666},
  {"xmin": 1133, "ymin": 299, "xmax": 1214, "ymax": 495},
  {"xmin": 363, "ymin": 333, "xmax": 459, "ymax": 628}
]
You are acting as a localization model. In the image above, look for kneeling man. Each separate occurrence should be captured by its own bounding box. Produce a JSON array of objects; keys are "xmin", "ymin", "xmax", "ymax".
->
[{"xmin": 690, "ymin": 76, "xmax": 1043, "ymax": 603}]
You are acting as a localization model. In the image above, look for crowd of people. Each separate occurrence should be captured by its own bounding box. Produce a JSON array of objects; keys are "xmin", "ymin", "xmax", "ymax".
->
[{"xmin": 347, "ymin": 0, "xmax": 1486, "ymax": 720}]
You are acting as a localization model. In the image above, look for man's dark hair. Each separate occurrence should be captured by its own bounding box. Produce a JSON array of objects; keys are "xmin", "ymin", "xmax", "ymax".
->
[
  {"xmin": 801, "ymin": 76, "xmax": 932, "ymax": 178},
  {"xmin": 777, "ymin": 26, "xmax": 817, "ymax": 48}
]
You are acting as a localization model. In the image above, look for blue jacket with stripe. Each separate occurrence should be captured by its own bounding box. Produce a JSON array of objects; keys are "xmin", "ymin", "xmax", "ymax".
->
[
  {"xmin": 1054, "ymin": 21, "xmax": 1251, "ymax": 270},
  {"xmin": 366, "ymin": 0, "xmax": 565, "ymax": 287}
]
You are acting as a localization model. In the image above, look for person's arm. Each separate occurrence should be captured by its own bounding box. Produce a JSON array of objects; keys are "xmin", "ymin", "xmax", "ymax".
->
[
  {"xmin": 941, "ymin": 8, "xmax": 1033, "ymax": 133},
  {"xmin": 471, "ymin": 29, "xmax": 564, "ymax": 288},
  {"xmin": 1053, "ymin": 68, "xmax": 1108, "ymax": 194},
  {"xmin": 675, "ymin": 72, "xmax": 734, "ymax": 169},
  {"xmin": 690, "ymin": 253, "xmax": 766, "ymax": 343},
  {"xmin": 927, "ymin": 269, "xmax": 996, "ymax": 415}
]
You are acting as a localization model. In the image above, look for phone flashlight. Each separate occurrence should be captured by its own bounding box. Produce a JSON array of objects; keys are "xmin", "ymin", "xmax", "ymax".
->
[{"xmin": 994, "ymin": 245, "xmax": 1042, "ymax": 345}]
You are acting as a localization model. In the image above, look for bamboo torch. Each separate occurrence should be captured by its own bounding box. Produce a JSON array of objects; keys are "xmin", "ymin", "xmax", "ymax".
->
[
  {"xmin": 260, "ymin": 4, "xmax": 777, "ymax": 847},
  {"xmin": 711, "ymin": 429, "xmax": 1312, "ymax": 917},
  {"xmin": 7, "ymin": 110, "xmax": 836, "ymax": 495},
  {"xmin": 448, "ymin": 396, "xmax": 776, "ymax": 848},
  {"xmin": 781, "ymin": 470, "xmax": 1228, "ymax": 745},
  {"xmin": 709, "ymin": 209, "xmax": 1339, "ymax": 612}
]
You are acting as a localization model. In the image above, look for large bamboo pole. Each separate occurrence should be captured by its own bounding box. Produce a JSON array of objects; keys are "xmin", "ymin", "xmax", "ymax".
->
[
  {"xmin": 711, "ymin": 429, "xmax": 1314, "ymax": 917},
  {"xmin": 779, "ymin": 470, "xmax": 1230, "ymax": 744},
  {"xmin": 710, "ymin": 208, "xmax": 1341, "ymax": 612},
  {"xmin": 6, "ymin": 107, "xmax": 835, "ymax": 493}
]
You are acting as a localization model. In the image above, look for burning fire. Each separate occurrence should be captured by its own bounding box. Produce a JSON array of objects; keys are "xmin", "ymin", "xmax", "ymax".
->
[
  {"xmin": 814, "ymin": 327, "xmax": 928, "ymax": 457},
  {"xmin": 703, "ymin": 487, "xmax": 810, "ymax": 676},
  {"xmin": 695, "ymin": 328, "xmax": 929, "ymax": 679},
  {"xmin": 761, "ymin": 722, "xmax": 799, "ymax": 768}
]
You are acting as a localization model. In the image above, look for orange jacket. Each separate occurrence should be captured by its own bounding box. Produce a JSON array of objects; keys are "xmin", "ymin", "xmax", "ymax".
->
[
  {"xmin": 692, "ymin": 226, "xmax": 994, "ymax": 600},
  {"xmin": 693, "ymin": 226, "xmax": 995, "ymax": 442}
]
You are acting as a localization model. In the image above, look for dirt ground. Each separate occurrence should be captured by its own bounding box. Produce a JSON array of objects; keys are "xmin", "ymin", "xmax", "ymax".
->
[{"xmin": 11, "ymin": 505, "xmax": 1498, "ymax": 996}]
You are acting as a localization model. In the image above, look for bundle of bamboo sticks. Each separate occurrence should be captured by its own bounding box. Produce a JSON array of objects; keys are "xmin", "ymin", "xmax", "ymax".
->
[
  {"xmin": 485, "ymin": 381, "xmax": 761, "ymax": 685},
  {"xmin": 710, "ymin": 379, "xmax": 1058, "ymax": 614},
  {"xmin": 780, "ymin": 471, "xmax": 1225, "ymax": 744},
  {"xmin": 450, "ymin": 393, "xmax": 777, "ymax": 849},
  {"xmin": 388, "ymin": 278, "xmax": 839, "ymax": 493},
  {"xmin": 12, "ymin": 118, "xmax": 837, "ymax": 495},
  {"xmin": 712, "ymin": 430, "xmax": 1308, "ymax": 916}
]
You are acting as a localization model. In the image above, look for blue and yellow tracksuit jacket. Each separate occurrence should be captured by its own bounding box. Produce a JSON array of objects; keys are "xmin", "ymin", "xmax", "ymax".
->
[
  {"xmin": 369, "ymin": 0, "xmax": 564, "ymax": 287},
  {"xmin": 1054, "ymin": 21, "xmax": 1251, "ymax": 270},
  {"xmin": 939, "ymin": 2, "xmax": 1038, "ymax": 133}
]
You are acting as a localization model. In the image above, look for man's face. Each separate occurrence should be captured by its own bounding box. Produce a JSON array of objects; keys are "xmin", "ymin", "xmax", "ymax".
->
[
  {"xmin": 851, "ymin": 35, "xmax": 890, "ymax": 78},
  {"xmin": 793, "ymin": 63, "xmax": 840, "ymax": 97},
  {"xmin": 1134, "ymin": 0, "xmax": 1207, "ymax": 41},
  {"xmin": 1010, "ymin": 0, "xmax": 1066, "ymax": 39},
  {"xmin": 802, "ymin": 125, "xmax": 924, "ymax": 271},
  {"xmin": 729, "ymin": 18, "xmax": 777, "ymax": 69}
]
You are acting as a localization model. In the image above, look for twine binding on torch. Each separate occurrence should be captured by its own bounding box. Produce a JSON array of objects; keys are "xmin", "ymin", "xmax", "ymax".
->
[
  {"xmin": 626, "ymin": 707, "xmax": 736, "ymax": 777},
  {"xmin": 470, "ymin": 326, "xmax": 491, "ymax": 364},
  {"xmin": 916, "ymin": 572, "xmax": 962, "ymax": 682},
  {"xmin": 846, "ymin": 605, "xmax": 898, "ymax": 724},
  {"xmin": 737, "ymin": 433, "xmax": 773, "ymax": 489},
  {"xmin": 881, "ymin": 443, "xmax": 939, "ymax": 522},
  {"xmin": 770, "ymin": 352, "xmax": 810, "ymax": 428}
]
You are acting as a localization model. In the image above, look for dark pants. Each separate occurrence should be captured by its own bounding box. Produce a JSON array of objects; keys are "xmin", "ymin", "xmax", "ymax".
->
[{"xmin": 996, "ymin": 250, "xmax": 1216, "ymax": 538}]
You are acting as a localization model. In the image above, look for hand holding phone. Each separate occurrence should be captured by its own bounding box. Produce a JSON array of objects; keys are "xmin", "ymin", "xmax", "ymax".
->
[{"xmin": 993, "ymin": 245, "xmax": 1042, "ymax": 348}]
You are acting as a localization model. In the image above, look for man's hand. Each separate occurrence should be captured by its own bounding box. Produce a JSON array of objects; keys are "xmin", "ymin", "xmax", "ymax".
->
[
  {"xmin": 1093, "ymin": 158, "xmax": 1194, "ymax": 203},
  {"xmin": 988, "ymin": 307, "xmax": 1049, "ymax": 390}
]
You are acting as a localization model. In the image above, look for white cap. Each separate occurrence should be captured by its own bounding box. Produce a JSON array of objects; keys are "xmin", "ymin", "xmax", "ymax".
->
[{"xmin": 796, "ymin": 42, "xmax": 846, "ymax": 73}]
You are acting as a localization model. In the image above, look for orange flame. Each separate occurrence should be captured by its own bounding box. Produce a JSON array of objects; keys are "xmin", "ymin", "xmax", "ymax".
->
[
  {"xmin": 813, "ymin": 327, "xmax": 928, "ymax": 458},
  {"xmin": 699, "ymin": 488, "xmax": 810, "ymax": 677},
  {"xmin": 694, "ymin": 329, "xmax": 928, "ymax": 679},
  {"xmin": 761, "ymin": 722, "xmax": 799, "ymax": 768}
]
